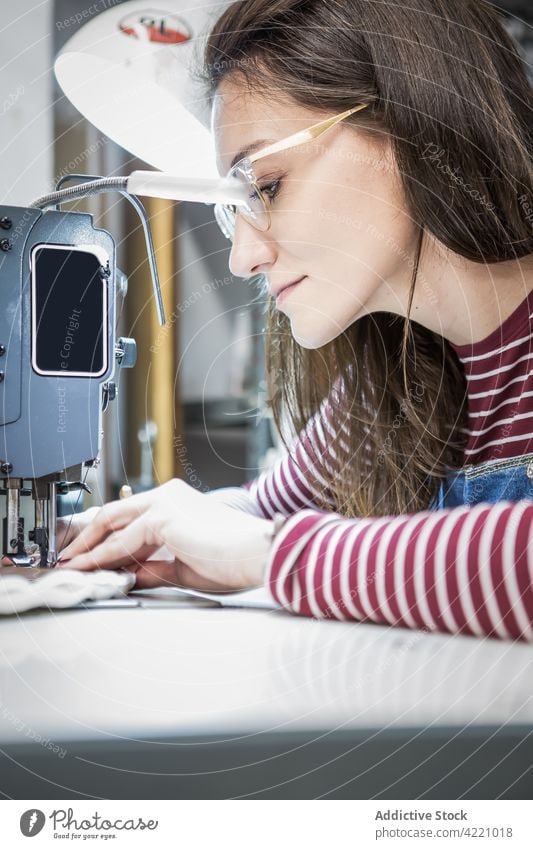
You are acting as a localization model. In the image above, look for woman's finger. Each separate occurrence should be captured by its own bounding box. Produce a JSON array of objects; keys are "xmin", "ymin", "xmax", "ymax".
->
[
  {"xmin": 121, "ymin": 559, "xmax": 235, "ymax": 592},
  {"xmin": 59, "ymin": 544, "xmax": 157, "ymax": 572},
  {"xmin": 56, "ymin": 517, "xmax": 78, "ymax": 551},
  {"xmin": 131, "ymin": 560, "xmax": 182, "ymax": 589},
  {"xmin": 58, "ymin": 515, "xmax": 160, "ymax": 571},
  {"xmin": 56, "ymin": 506, "xmax": 101, "ymax": 550},
  {"xmin": 59, "ymin": 496, "xmax": 153, "ymax": 560}
]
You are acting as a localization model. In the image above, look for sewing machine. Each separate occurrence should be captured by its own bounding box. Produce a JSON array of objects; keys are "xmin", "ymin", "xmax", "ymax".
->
[{"xmin": 0, "ymin": 202, "xmax": 132, "ymax": 567}]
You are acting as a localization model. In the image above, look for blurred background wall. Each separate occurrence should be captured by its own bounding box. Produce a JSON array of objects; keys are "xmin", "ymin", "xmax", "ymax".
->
[{"xmin": 0, "ymin": 2, "xmax": 53, "ymax": 206}]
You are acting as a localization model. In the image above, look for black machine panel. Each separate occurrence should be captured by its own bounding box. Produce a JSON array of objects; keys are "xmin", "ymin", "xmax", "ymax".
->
[{"xmin": 31, "ymin": 243, "xmax": 108, "ymax": 377}]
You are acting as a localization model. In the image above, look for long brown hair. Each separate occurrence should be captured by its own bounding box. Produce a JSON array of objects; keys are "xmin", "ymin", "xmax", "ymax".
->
[{"xmin": 202, "ymin": 0, "xmax": 533, "ymax": 517}]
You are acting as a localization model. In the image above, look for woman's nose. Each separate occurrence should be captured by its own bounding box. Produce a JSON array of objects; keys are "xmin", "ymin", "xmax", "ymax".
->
[{"xmin": 228, "ymin": 215, "xmax": 277, "ymax": 278}]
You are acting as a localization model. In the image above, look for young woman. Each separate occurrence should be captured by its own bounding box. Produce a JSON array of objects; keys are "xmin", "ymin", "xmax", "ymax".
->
[{"xmin": 60, "ymin": 0, "xmax": 533, "ymax": 642}]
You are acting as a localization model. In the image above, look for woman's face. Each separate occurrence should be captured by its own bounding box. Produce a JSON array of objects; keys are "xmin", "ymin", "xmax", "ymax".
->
[{"xmin": 212, "ymin": 76, "xmax": 421, "ymax": 349}]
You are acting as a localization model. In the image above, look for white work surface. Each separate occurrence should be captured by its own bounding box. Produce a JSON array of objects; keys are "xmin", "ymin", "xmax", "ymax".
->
[{"xmin": 0, "ymin": 594, "xmax": 532, "ymax": 798}]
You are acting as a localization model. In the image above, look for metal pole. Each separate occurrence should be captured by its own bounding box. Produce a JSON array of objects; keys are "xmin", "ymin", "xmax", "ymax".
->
[
  {"xmin": 6, "ymin": 482, "xmax": 21, "ymax": 554},
  {"xmin": 47, "ymin": 482, "xmax": 57, "ymax": 566}
]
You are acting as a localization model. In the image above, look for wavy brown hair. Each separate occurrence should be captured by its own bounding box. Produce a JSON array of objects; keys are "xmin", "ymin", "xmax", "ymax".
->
[{"xmin": 202, "ymin": 0, "xmax": 533, "ymax": 517}]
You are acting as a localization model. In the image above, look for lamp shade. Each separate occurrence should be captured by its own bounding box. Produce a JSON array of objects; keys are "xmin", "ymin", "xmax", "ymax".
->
[{"xmin": 54, "ymin": 0, "xmax": 232, "ymax": 179}]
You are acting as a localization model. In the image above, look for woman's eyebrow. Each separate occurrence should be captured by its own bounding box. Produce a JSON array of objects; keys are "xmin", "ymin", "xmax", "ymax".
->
[{"xmin": 230, "ymin": 138, "xmax": 272, "ymax": 169}]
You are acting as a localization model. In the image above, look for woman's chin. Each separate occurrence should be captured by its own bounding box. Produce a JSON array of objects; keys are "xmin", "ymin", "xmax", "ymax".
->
[
  {"xmin": 290, "ymin": 302, "xmax": 379, "ymax": 348},
  {"xmin": 290, "ymin": 320, "xmax": 340, "ymax": 350}
]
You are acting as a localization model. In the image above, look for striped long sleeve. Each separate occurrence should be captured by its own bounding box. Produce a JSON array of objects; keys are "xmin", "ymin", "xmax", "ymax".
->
[
  {"xmin": 238, "ymin": 403, "xmax": 533, "ymax": 641},
  {"xmin": 245, "ymin": 399, "xmax": 338, "ymax": 515},
  {"xmin": 264, "ymin": 500, "xmax": 533, "ymax": 641}
]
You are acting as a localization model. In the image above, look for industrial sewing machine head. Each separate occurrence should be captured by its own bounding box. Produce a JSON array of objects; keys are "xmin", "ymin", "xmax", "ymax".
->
[
  {"xmin": 0, "ymin": 200, "xmax": 133, "ymax": 567},
  {"xmin": 0, "ymin": 172, "xmax": 247, "ymax": 568}
]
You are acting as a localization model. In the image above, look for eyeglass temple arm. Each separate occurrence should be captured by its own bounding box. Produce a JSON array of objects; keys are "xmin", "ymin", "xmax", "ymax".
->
[{"xmin": 248, "ymin": 103, "xmax": 369, "ymax": 164}]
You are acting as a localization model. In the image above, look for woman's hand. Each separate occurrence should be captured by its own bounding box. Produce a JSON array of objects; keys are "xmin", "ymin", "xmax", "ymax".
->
[{"xmin": 56, "ymin": 479, "xmax": 274, "ymax": 592}]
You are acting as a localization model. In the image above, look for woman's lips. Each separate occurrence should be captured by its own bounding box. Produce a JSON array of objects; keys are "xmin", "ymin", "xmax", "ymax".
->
[{"xmin": 276, "ymin": 276, "xmax": 307, "ymax": 304}]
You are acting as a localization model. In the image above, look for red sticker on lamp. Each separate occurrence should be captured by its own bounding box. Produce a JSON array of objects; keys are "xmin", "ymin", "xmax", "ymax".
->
[{"xmin": 119, "ymin": 10, "xmax": 191, "ymax": 45}]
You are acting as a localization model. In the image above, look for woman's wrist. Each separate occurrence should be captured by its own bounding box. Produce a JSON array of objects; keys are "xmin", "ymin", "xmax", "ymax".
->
[{"xmin": 241, "ymin": 513, "xmax": 287, "ymax": 587}]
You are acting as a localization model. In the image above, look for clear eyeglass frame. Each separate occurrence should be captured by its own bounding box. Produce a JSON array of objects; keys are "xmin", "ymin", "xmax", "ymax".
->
[{"xmin": 214, "ymin": 103, "xmax": 369, "ymax": 242}]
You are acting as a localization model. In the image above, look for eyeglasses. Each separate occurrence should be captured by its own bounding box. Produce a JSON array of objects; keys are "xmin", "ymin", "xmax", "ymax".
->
[{"xmin": 214, "ymin": 103, "xmax": 369, "ymax": 242}]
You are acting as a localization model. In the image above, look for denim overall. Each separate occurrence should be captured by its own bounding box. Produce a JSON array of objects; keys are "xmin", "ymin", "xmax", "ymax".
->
[{"xmin": 434, "ymin": 452, "xmax": 533, "ymax": 509}]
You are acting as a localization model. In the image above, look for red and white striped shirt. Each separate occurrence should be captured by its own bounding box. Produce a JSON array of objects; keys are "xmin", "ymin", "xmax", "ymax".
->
[
  {"xmin": 454, "ymin": 289, "xmax": 533, "ymax": 463},
  {"xmin": 240, "ymin": 291, "xmax": 533, "ymax": 641}
]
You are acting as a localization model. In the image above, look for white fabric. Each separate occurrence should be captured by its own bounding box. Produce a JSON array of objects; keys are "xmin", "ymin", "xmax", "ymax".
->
[{"xmin": 0, "ymin": 569, "xmax": 135, "ymax": 615}]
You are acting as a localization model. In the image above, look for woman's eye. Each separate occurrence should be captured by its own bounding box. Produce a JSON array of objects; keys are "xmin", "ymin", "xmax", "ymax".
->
[{"xmin": 259, "ymin": 178, "xmax": 282, "ymax": 202}]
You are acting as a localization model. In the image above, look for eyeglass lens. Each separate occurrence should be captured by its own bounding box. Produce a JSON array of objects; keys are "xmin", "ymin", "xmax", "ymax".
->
[{"xmin": 215, "ymin": 161, "xmax": 269, "ymax": 240}]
